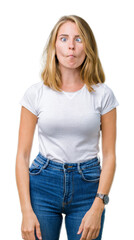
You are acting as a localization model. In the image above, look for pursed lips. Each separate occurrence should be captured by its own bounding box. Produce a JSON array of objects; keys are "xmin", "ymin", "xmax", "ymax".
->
[{"xmin": 67, "ymin": 55, "xmax": 76, "ymax": 57}]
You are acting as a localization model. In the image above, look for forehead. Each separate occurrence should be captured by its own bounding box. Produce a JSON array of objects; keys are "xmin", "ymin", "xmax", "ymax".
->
[{"xmin": 57, "ymin": 21, "xmax": 79, "ymax": 35}]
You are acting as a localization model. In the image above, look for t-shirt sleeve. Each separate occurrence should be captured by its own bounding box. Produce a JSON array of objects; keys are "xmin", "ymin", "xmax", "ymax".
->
[
  {"xmin": 19, "ymin": 85, "xmax": 38, "ymax": 116},
  {"xmin": 101, "ymin": 85, "xmax": 119, "ymax": 115}
]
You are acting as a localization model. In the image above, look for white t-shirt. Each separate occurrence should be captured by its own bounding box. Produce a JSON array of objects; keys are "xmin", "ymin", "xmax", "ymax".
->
[{"xmin": 19, "ymin": 81, "xmax": 119, "ymax": 163}]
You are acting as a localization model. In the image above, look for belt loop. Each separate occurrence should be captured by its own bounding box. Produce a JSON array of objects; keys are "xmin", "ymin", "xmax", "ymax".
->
[
  {"xmin": 42, "ymin": 158, "xmax": 50, "ymax": 169},
  {"xmin": 77, "ymin": 162, "xmax": 82, "ymax": 174},
  {"xmin": 98, "ymin": 155, "xmax": 101, "ymax": 163},
  {"xmin": 63, "ymin": 163, "xmax": 66, "ymax": 172}
]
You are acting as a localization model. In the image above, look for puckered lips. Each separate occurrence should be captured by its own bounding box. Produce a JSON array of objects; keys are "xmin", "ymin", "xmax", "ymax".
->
[{"xmin": 67, "ymin": 54, "xmax": 76, "ymax": 58}]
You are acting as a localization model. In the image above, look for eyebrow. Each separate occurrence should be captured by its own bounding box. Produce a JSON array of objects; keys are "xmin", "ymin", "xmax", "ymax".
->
[{"xmin": 58, "ymin": 34, "xmax": 80, "ymax": 37}]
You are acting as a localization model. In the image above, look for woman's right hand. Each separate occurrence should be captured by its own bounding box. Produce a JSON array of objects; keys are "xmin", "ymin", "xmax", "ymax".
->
[{"xmin": 21, "ymin": 210, "xmax": 42, "ymax": 240}]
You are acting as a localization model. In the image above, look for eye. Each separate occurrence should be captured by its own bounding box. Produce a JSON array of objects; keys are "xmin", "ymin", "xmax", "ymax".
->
[
  {"xmin": 76, "ymin": 37, "xmax": 82, "ymax": 42},
  {"xmin": 61, "ymin": 37, "xmax": 67, "ymax": 42}
]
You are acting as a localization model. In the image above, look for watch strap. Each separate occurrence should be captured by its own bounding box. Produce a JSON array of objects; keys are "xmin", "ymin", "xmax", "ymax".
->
[
  {"xmin": 96, "ymin": 193, "xmax": 105, "ymax": 199},
  {"xmin": 96, "ymin": 193, "xmax": 109, "ymax": 205}
]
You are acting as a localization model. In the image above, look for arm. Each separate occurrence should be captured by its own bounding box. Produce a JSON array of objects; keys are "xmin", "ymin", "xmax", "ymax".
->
[
  {"xmin": 91, "ymin": 107, "xmax": 117, "ymax": 212},
  {"xmin": 15, "ymin": 106, "xmax": 37, "ymax": 214},
  {"xmin": 16, "ymin": 107, "xmax": 42, "ymax": 240},
  {"xmin": 78, "ymin": 108, "xmax": 118, "ymax": 239}
]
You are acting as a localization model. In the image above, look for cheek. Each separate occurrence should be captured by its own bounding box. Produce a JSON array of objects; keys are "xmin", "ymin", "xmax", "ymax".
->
[
  {"xmin": 56, "ymin": 43, "xmax": 65, "ymax": 56},
  {"xmin": 78, "ymin": 48, "xmax": 86, "ymax": 61},
  {"xmin": 79, "ymin": 46, "xmax": 85, "ymax": 55}
]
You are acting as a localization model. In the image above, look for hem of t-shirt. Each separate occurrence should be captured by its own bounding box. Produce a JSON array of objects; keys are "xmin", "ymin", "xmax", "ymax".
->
[
  {"xmin": 19, "ymin": 102, "xmax": 38, "ymax": 116},
  {"xmin": 101, "ymin": 102, "xmax": 119, "ymax": 115}
]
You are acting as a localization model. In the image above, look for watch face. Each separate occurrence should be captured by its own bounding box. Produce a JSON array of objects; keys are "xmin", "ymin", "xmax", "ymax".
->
[{"xmin": 104, "ymin": 195, "xmax": 109, "ymax": 204}]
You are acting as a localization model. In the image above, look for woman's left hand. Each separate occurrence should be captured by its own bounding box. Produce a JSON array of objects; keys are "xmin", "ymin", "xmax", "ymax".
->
[{"xmin": 77, "ymin": 207, "xmax": 103, "ymax": 240}]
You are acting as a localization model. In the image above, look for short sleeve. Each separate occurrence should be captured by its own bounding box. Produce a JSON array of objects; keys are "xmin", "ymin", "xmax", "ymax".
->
[
  {"xmin": 19, "ymin": 85, "xmax": 38, "ymax": 116},
  {"xmin": 101, "ymin": 85, "xmax": 119, "ymax": 115}
]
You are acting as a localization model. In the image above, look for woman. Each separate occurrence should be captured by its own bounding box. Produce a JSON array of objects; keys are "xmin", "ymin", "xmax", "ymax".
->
[{"xmin": 16, "ymin": 15, "xmax": 119, "ymax": 240}]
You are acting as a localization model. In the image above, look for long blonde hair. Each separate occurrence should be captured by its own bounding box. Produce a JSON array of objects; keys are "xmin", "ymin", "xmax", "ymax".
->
[{"xmin": 40, "ymin": 15, "xmax": 105, "ymax": 92}]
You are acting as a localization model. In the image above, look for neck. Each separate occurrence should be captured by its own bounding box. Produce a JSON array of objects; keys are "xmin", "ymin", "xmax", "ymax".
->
[{"xmin": 59, "ymin": 65, "xmax": 83, "ymax": 86}]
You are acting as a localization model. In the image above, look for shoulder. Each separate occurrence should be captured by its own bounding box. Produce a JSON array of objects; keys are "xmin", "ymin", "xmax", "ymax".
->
[
  {"xmin": 26, "ymin": 81, "xmax": 44, "ymax": 92},
  {"xmin": 92, "ymin": 82, "xmax": 111, "ymax": 92},
  {"xmin": 93, "ymin": 83, "xmax": 119, "ymax": 115},
  {"xmin": 19, "ymin": 81, "xmax": 45, "ymax": 116},
  {"xmin": 23, "ymin": 81, "xmax": 47, "ymax": 99},
  {"xmin": 99, "ymin": 83, "xmax": 114, "ymax": 94},
  {"xmin": 91, "ymin": 82, "xmax": 115, "ymax": 98},
  {"xmin": 20, "ymin": 81, "xmax": 45, "ymax": 104}
]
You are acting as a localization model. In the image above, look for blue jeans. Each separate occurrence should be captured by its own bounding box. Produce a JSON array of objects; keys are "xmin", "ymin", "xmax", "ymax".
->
[{"xmin": 29, "ymin": 152, "xmax": 106, "ymax": 240}]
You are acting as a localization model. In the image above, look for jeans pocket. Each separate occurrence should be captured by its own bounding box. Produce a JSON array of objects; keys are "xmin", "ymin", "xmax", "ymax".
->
[
  {"xmin": 80, "ymin": 164, "xmax": 101, "ymax": 182},
  {"xmin": 29, "ymin": 158, "xmax": 47, "ymax": 176}
]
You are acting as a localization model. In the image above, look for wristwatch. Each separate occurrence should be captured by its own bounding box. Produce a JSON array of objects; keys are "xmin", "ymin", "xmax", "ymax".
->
[{"xmin": 96, "ymin": 193, "xmax": 109, "ymax": 205}]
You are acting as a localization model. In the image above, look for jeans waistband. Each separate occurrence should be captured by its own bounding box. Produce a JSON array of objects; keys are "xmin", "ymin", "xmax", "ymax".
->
[{"xmin": 36, "ymin": 152, "xmax": 100, "ymax": 171}]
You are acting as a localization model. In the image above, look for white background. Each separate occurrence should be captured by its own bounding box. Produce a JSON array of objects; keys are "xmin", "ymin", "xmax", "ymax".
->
[{"xmin": 0, "ymin": 0, "xmax": 133, "ymax": 239}]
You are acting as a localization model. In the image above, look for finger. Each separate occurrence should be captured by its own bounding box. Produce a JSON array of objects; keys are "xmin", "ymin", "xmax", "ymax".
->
[
  {"xmin": 21, "ymin": 227, "xmax": 25, "ymax": 239},
  {"xmin": 86, "ymin": 226, "xmax": 97, "ymax": 240},
  {"xmin": 77, "ymin": 221, "xmax": 84, "ymax": 234},
  {"xmin": 77, "ymin": 228, "xmax": 83, "ymax": 235},
  {"xmin": 93, "ymin": 228, "xmax": 100, "ymax": 239},
  {"xmin": 80, "ymin": 227, "xmax": 88, "ymax": 240},
  {"xmin": 21, "ymin": 233, "xmax": 25, "ymax": 239},
  {"xmin": 35, "ymin": 223, "xmax": 42, "ymax": 240},
  {"xmin": 90, "ymin": 228, "xmax": 99, "ymax": 239},
  {"xmin": 28, "ymin": 229, "xmax": 35, "ymax": 240},
  {"xmin": 86, "ymin": 230, "xmax": 92, "ymax": 240}
]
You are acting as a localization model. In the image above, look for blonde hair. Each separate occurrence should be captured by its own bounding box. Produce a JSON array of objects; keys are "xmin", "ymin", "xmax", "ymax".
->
[{"xmin": 40, "ymin": 15, "xmax": 105, "ymax": 92}]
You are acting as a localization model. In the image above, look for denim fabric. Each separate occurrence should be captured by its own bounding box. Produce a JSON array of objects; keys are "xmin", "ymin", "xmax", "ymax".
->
[{"xmin": 29, "ymin": 152, "xmax": 106, "ymax": 240}]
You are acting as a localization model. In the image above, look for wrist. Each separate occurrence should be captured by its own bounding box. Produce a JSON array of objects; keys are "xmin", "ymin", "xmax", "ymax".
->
[
  {"xmin": 91, "ymin": 197, "xmax": 105, "ymax": 213},
  {"xmin": 96, "ymin": 193, "xmax": 109, "ymax": 205},
  {"xmin": 21, "ymin": 206, "xmax": 33, "ymax": 215}
]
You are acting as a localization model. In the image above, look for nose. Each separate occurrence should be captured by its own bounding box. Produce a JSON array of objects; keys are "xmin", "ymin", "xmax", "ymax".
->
[
  {"xmin": 68, "ymin": 39, "xmax": 75, "ymax": 50},
  {"xmin": 69, "ymin": 45, "xmax": 74, "ymax": 50}
]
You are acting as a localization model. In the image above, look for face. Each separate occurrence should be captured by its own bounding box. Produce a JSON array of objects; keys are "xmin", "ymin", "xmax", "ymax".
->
[{"xmin": 55, "ymin": 21, "xmax": 86, "ymax": 70}]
